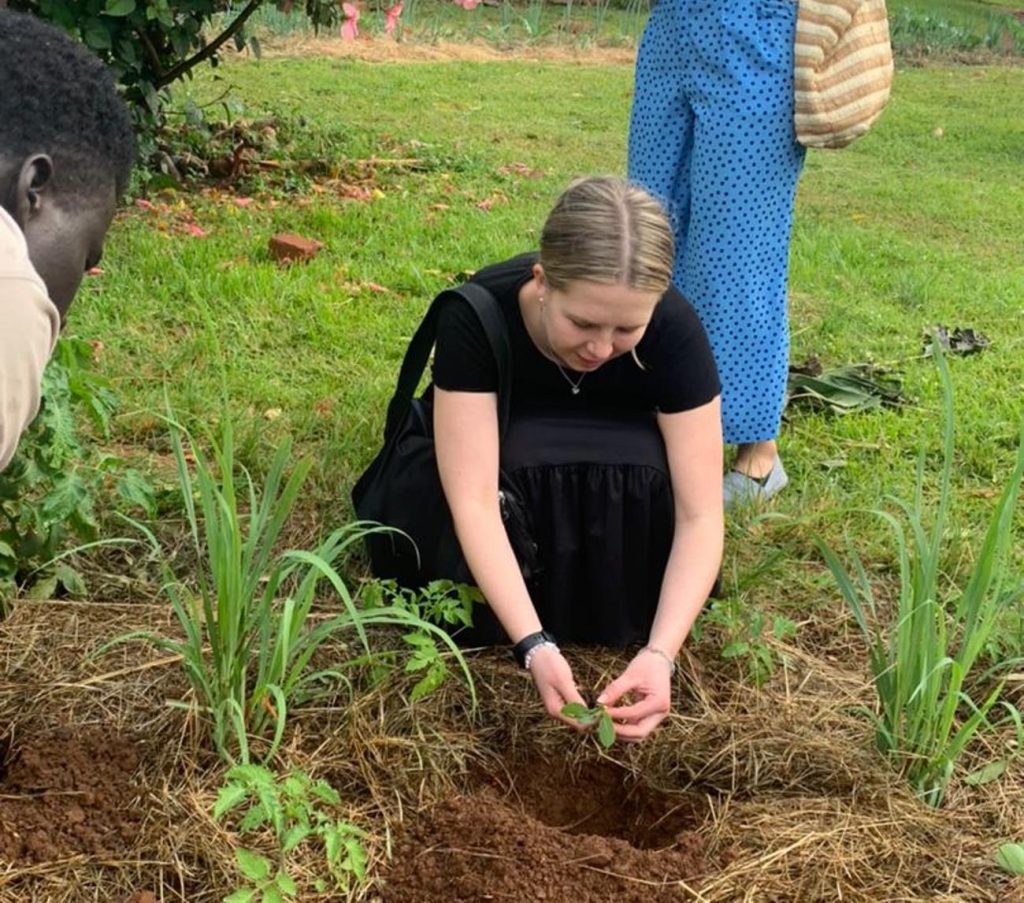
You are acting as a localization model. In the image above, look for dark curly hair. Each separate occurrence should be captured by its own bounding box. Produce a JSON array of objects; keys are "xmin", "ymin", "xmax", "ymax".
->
[{"xmin": 0, "ymin": 10, "xmax": 135, "ymax": 198}]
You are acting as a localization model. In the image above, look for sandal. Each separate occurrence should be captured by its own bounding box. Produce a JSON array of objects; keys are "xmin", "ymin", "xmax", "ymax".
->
[{"xmin": 723, "ymin": 455, "xmax": 789, "ymax": 509}]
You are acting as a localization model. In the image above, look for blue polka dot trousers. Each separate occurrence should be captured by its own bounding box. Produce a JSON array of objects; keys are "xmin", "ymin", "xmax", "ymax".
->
[{"xmin": 628, "ymin": 0, "xmax": 806, "ymax": 445}]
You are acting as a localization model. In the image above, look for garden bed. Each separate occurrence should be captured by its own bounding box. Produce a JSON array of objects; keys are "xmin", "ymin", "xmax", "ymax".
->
[{"xmin": 1, "ymin": 600, "xmax": 1021, "ymax": 901}]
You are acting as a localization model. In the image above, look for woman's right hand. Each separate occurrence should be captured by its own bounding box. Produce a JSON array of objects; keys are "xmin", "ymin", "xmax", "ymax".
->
[{"xmin": 528, "ymin": 646, "xmax": 588, "ymax": 725}]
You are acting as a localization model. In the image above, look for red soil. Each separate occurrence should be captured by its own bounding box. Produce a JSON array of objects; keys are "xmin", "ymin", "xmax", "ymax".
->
[
  {"xmin": 0, "ymin": 726, "xmax": 144, "ymax": 862},
  {"xmin": 381, "ymin": 757, "xmax": 706, "ymax": 901}
]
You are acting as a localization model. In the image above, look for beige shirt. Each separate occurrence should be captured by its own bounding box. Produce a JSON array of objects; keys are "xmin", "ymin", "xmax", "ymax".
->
[{"xmin": 0, "ymin": 206, "xmax": 60, "ymax": 471}]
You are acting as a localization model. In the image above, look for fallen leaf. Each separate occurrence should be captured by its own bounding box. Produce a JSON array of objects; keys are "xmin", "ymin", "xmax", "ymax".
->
[
  {"xmin": 924, "ymin": 325, "xmax": 991, "ymax": 356},
  {"xmin": 339, "ymin": 185, "xmax": 373, "ymax": 202},
  {"xmin": 497, "ymin": 162, "xmax": 545, "ymax": 179},
  {"xmin": 263, "ymin": 408, "xmax": 282, "ymax": 421},
  {"xmin": 185, "ymin": 223, "xmax": 207, "ymax": 238}
]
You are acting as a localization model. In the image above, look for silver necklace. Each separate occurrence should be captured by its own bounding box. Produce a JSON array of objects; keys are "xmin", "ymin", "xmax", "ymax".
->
[
  {"xmin": 556, "ymin": 364, "xmax": 586, "ymax": 396},
  {"xmin": 538, "ymin": 293, "xmax": 586, "ymax": 396}
]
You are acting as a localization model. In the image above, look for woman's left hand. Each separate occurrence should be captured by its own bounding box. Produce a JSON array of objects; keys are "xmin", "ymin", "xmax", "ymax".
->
[{"xmin": 596, "ymin": 648, "xmax": 674, "ymax": 743}]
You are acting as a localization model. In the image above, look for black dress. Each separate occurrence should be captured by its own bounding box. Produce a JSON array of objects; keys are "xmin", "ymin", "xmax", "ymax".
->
[{"xmin": 432, "ymin": 254, "xmax": 720, "ymax": 646}]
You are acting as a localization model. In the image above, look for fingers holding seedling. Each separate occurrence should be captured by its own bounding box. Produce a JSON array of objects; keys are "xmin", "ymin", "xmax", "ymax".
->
[{"xmin": 560, "ymin": 702, "xmax": 616, "ymax": 749}]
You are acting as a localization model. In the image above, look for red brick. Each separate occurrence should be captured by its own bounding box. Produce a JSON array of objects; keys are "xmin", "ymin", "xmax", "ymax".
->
[{"xmin": 268, "ymin": 232, "xmax": 324, "ymax": 263}]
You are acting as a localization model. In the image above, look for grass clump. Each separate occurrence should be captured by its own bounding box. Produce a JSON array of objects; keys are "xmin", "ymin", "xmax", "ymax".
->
[
  {"xmin": 817, "ymin": 349, "xmax": 1024, "ymax": 806},
  {"xmin": 120, "ymin": 408, "xmax": 473, "ymax": 764}
]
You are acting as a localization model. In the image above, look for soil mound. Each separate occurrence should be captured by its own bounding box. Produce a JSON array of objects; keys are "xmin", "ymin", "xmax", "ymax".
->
[
  {"xmin": 0, "ymin": 725, "xmax": 144, "ymax": 862},
  {"xmin": 382, "ymin": 758, "xmax": 705, "ymax": 901}
]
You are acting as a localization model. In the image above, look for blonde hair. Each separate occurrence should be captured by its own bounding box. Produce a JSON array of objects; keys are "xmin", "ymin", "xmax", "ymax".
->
[{"xmin": 539, "ymin": 175, "xmax": 674, "ymax": 295}]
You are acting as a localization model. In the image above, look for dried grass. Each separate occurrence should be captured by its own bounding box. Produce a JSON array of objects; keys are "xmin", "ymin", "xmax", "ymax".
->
[{"xmin": 0, "ymin": 600, "xmax": 1021, "ymax": 902}]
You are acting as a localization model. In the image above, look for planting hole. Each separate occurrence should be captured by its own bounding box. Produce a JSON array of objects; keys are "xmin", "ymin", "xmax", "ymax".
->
[
  {"xmin": 499, "ymin": 756, "xmax": 704, "ymax": 849},
  {"xmin": 384, "ymin": 755, "xmax": 707, "ymax": 901}
]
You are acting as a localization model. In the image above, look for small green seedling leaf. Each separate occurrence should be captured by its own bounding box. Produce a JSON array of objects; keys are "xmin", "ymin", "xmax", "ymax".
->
[
  {"xmin": 282, "ymin": 824, "xmax": 311, "ymax": 853},
  {"xmin": 213, "ymin": 782, "xmax": 249, "ymax": 820},
  {"xmin": 561, "ymin": 703, "xmax": 615, "ymax": 748},
  {"xmin": 561, "ymin": 702, "xmax": 592, "ymax": 720},
  {"xmin": 235, "ymin": 847, "xmax": 271, "ymax": 882},
  {"xmin": 996, "ymin": 842, "xmax": 1024, "ymax": 875},
  {"xmin": 223, "ymin": 889, "xmax": 256, "ymax": 903}
]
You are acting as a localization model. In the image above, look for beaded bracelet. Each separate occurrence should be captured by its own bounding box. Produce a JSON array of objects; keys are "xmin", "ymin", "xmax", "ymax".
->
[
  {"xmin": 524, "ymin": 641, "xmax": 560, "ymax": 672},
  {"xmin": 640, "ymin": 645, "xmax": 677, "ymax": 675}
]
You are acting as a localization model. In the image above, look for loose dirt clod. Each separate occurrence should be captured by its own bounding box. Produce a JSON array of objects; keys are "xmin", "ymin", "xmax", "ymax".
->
[{"xmin": 0, "ymin": 725, "xmax": 143, "ymax": 862}]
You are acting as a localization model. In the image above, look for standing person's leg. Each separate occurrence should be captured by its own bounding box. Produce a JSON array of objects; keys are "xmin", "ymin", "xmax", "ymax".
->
[
  {"xmin": 628, "ymin": 0, "xmax": 695, "ymax": 239},
  {"xmin": 678, "ymin": 0, "xmax": 805, "ymax": 503}
]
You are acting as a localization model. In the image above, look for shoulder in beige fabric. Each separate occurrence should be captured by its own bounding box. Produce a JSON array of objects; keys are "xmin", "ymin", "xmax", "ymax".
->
[
  {"xmin": 794, "ymin": 0, "xmax": 894, "ymax": 149},
  {"xmin": 0, "ymin": 206, "xmax": 60, "ymax": 471}
]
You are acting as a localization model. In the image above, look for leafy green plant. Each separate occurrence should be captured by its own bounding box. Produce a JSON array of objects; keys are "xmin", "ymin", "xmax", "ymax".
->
[
  {"xmin": 117, "ymin": 409, "xmax": 474, "ymax": 763},
  {"xmin": 11, "ymin": 0, "xmax": 343, "ymax": 136},
  {"xmin": 816, "ymin": 349, "xmax": 1024, "ymax": 806},
  {"xmin": 691, "ymin": 550, "xmax": 797, "ymax": 687},
  {"xmin": 0, "ymin": 337, "xmax": 154, "ymax": 612},
  {"xmin": 359, "ymin": 579, "xmax": 483, "ymax": 701},
  {"xmin": 214, "ymin": 763, "xmax": 366, "ymax": 901},
  {"xmin": 561, "ymin": 702, "xmax": 615, "ymax": 748},
  {"xmin": 701, "ymin": 601, "xmax": 797, "ymax": 688}
]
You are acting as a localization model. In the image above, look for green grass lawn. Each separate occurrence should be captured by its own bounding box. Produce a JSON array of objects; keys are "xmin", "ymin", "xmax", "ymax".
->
[{"xmin": 67, "ymin": 49, "xmax": 1024, "ymax": 657}]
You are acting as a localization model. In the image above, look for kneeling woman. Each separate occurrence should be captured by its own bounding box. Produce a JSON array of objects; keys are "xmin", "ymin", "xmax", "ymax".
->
[{"xmin": 432, "ymin": 176, "xmax": 722, "ymax": 742}]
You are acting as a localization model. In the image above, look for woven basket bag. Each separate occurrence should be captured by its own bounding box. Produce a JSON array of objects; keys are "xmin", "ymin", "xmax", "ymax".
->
[{"xmin": 794, "ymin": 0, "xmax": 895, "ymax": 149}]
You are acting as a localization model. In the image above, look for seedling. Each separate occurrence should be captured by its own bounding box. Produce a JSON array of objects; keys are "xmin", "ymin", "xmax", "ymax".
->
[
  {"xmin": 561, "ymin": 702, "xmax": 616, "ymax": 748},
  {"xmin": 214, "ymin": 764, "xmax": 367, "ymax": 901}
]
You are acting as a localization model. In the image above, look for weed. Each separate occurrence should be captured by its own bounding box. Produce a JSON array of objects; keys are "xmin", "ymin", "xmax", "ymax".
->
[
  {"xmin": 361, "ymin": 579, "xmax": 484, "ymax": 701},
  {"xmin": 0, "ymin": 337, "xmax": 154, "ymax": 612},
  {"xmin": 695, "ymin": 596, "xmax": 797, "ymax": 688}
]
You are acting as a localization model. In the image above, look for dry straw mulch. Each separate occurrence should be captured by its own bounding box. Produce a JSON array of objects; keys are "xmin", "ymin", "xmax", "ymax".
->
[{"xmin": 0, "ymin": 599, "xmax": 1022, "ymax": 902}]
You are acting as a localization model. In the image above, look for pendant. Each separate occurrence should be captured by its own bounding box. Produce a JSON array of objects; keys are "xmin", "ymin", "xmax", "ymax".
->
[{"xmin": 571, "ymin": 386, "xmax": 580, "ymax": 395}]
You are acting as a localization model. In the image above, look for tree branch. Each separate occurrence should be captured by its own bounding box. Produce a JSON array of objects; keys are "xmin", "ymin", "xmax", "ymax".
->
[
  {"xmin": 154, "ymin": 0, "xmax": 264, "ymax": 90},
  {"xmin": 136, "ymin": 27, "xmax": 165, "ymax": 81}
]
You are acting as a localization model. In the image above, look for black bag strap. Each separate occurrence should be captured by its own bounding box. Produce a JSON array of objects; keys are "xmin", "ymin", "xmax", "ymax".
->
[{"xmin": 383, "ymin": 282, "xmax": 511, "ymax": 440}]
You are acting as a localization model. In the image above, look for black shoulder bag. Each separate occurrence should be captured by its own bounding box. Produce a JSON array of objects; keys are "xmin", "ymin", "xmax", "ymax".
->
[{"xmin": 351, "ymin": 282, "xmax": 538, "ymax": 589}]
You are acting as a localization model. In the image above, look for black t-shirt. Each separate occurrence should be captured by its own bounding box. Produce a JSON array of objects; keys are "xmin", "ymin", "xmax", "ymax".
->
[{"xmin": 432, "ymin": 253, "xmax": 720, "ymax": 417}]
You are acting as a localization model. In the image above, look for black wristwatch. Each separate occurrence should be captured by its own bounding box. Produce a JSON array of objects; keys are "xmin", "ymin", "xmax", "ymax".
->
[{"xmin": 512, "ymin": 630, "xmax": 558, "ymax": 669}]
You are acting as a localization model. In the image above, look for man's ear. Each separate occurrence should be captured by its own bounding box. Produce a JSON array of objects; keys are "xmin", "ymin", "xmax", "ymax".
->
[{"xmin": 12, "ymin": 155, "xmax": 55, "ymax": 229}]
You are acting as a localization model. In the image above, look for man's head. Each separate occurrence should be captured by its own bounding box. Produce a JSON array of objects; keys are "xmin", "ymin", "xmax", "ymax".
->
[{"xmin": 0, "ymin": 10, "xmax": 135, "ymax": 315}]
